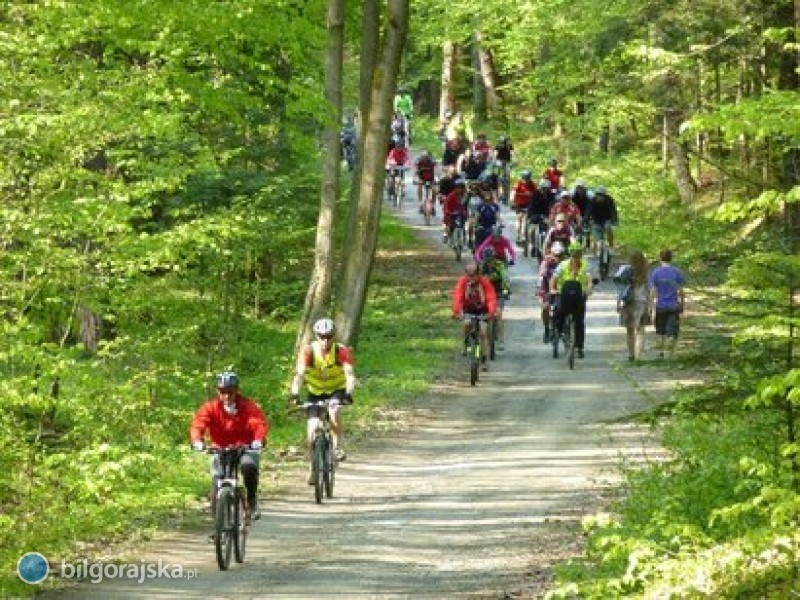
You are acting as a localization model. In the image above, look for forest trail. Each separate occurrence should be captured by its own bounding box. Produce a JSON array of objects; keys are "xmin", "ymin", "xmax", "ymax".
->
[{"xmin": 48, "ymin": 178, "xmax": 681, "ymax": 599}]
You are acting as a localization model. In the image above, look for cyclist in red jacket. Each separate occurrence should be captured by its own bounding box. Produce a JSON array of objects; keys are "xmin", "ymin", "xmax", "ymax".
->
[
  {"xmin": 452, "ymin": 262, "xmax": 498, "ymax": 369},
  {"xmin": 190, "ymin": 370, "xmax": 269, "ymax": 519}
]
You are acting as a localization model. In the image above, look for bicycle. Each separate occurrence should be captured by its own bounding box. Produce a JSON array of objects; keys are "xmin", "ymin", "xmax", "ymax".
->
[
  {"xmin": 448, "ymin": 213, "xmax": 466, "ymax": 262},
  {"xmin": 392, "ymin": 168, "xmax": 405, "ymax": 208},
  {"xmin": 207, "ymin": 445, "xmax": 255, "ymax": 570},
  {"xmin": 526, "ymin": 215, "xmax": 548, "ymax": 263},
  {"xmin": 551, "ymin": 301, "xmax": 577, "ymax": 370},
  {"xmin": 463, "ymin": 313, "xmax": 489, "ymax": 385},
  {"xmin": 295, "ymin": 398, "xmax": 338, "ymax": 504},
  {"xmin": 420, "ymin": 180, "xmax": 436, "ymax": 225},
  {"xmin": 595, "ymin": 223, "xmax": 612, "ymax": 280}
]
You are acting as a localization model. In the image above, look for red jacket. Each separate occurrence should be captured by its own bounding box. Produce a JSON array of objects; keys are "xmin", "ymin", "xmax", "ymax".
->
[
  {"xmin": 442, "ymin": 190, "xmax": 467, "ymax": 216},
  {"xmin": 190, "ymin": 394, "xmax": 268, "ymax": 447},
  {"xmin": 512, "ymin": 180, "xmax": 537, "ymax": 209},
  {"xmin": 452, "ymin": 275, "xmax": 498, "ymax": 317}
]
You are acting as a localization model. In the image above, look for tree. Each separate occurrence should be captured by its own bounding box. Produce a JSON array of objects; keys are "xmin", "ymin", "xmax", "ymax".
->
[
  {"xmin": 335, "ymin": 0, "xmax": 410, "ymax": 347},
  {"xmin": 295, "ymin": 0, "xmax": 345, "ymax": 354}
]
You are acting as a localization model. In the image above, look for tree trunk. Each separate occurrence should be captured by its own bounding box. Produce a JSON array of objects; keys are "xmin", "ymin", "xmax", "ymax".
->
[
  {"xmin": 439, "ymin": 41, "xmax": 457, "ymax": 120},
  {"xmin": 475, "ymin": 31, "xmax": 502, "ymax": 121},
  {"xmin": 665, "ymin": 108, "xmax": 695, "ymax": 203},
  {"xmin": 335, "ymin": 0, "xmax": 409, "ymax": 348},
  {"xmin": 471, "ymin": 32, "xmax": 486, "ymax": 124},
  {"xmin": 295, "ymin": 0, "xmax": 344, "ymax": 354}
]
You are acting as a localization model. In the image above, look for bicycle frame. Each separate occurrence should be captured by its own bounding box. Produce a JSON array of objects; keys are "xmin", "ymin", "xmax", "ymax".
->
[
  {"xmin": 209, "ymin": 446, "xmax": 251, "ymax": 570},
  {"xmin": 298, "ymin": 399, "xmax": 337, "ymax": 504},
  {"xmin": 463, "ymin": 313, "xmax": 488, "ymax": 386}
]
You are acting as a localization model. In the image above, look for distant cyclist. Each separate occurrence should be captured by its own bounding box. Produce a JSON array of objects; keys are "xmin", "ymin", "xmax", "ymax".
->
[
  {"xmin": 479, "ymin": 247, "xmax": 510, "ymax": 351},
  {"xmin": 441, "ymin": 178, "xmax": 468, "ymax": 244},
  {"xmin": 472, "ymin": 192, "xmax": 502, "ymax": 249},
  {"xmin": 537, "ymin": 241, "xmax": 566, "ymax": 343},
  {"xmin": 571, "ymin": 178, "xmax": 592, "ymax": 222},
  {"xmin": 542, "ymin": 213, "xmax": 576, "ymax": 254},
  {"xmin": 548, "ymin": 190, "xmax": 582, "ymax": 228},
  {"xmin": 452, "ymin": 262, "xmax": 498, "ymax": 369},
  {"xmin": 190, "ymin": 370, "xmax": 269, "ymax": 520},
  {"xmin": 585, "ymin": 185, "xmax": 619, "ymax": 254},
  {"xmin": 494, "ymin": 136, "xmax": 514, "ymax": 202},
  {"xmin": 474, "ymin": 224, "xmax": 516, "ymax": 266},
  {"xmin": 543, "ymin": 158, "xmax": 563, "ymax": 190},
  {"xmin": 510, "ymin": 170, "xmax": 537, "ymax": 244},
  {"xmin": 415, "ymin": 149, "xmax": 437, "ymax": 209},
  {"xmin": 290, "ymin": 318, "xmax": 356, "ymax": 474}
]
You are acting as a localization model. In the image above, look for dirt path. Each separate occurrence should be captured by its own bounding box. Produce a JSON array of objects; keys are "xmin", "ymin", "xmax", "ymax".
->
[{"xmin": 49, "ymin": 183, "xmax": 677, "ymax": 599}]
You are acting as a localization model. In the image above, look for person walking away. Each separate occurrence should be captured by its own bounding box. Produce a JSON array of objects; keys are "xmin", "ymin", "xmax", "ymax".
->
[
  {"xmin": 648, "ymin": 249, "xmax": 686, "ymax": 358},
  {"xmin": 290, "ymin": 318, "xmax": 356, "ymax": 479},
  {"xmin": 190, "ymin": 370, "xmax": 269, "ymax": 520},
  {"xmin": 452, "ymin": 262, "xmax": 498, "ymax": 369},
  {"xmin": 614, "ymin": 250, "xmax": 651, "ymax": 361}
]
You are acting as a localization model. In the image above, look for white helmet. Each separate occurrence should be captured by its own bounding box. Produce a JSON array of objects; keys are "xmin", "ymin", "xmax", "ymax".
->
[
  {"xmin": 313, "ymin": 317, "xmax": 335, "ymax": 337},
  {"xmin": 551, "ymin": 241, "xmax": 566, "ymax": 256}
]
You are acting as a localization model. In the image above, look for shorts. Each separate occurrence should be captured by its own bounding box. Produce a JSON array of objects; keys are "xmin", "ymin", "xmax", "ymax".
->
[
  {"xmin": 305, "ymin": 390, "xmax": 347, "ymax": 419},
  {"xmin": 654, "ymin": 308, "xmax": 680, "ymax": 337},
  {"xmin": 621, "ymin": 301, "xmax": 648, "ymax": 329}
]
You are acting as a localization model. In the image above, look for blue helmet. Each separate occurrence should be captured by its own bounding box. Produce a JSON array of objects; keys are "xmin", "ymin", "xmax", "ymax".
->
[{"xmin": 216, "ymin": 370, "xmax": 239, "ymax": 389}]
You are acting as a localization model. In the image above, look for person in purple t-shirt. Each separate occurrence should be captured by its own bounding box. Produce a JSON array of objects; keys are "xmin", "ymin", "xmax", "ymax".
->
[{"xmin": 648, "ymin": 248, "xmax": 686, "ymax": 358}]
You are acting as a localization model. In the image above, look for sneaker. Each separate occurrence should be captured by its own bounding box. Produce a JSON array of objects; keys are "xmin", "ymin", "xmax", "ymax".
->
[
  {"xmin": 335, "ymin": 448, "xmax": 347, "ymax": 462},
  {"xmin": 248, "ymin": 499, "xmax": 261, "ymax": 521}
]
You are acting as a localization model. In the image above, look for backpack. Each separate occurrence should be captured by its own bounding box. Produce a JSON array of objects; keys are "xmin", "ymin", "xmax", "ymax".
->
[{"xmin": 613, "ymin": 265, "xmax": 635, "ymax": 306}]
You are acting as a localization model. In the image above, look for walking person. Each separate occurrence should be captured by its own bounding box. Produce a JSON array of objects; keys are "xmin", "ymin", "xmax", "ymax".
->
[
  {"xmin": 648, "ymin": 248, "xmax": 686, "ymax": 358},
  {"xmin": 614, "ymin": 250, "xmax": 651, "ymax": 361}
]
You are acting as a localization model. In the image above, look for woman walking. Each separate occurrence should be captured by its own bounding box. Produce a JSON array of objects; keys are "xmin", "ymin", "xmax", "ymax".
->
[{"xmin": 616, "ymin": 249, "xmax": 650, "ymax": 361}]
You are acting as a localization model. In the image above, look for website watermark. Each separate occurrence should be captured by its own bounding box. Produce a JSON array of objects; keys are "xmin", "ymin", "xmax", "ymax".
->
[{"xmin": 17, "ymin": 553, "xmax": 198, "ymax": 585}]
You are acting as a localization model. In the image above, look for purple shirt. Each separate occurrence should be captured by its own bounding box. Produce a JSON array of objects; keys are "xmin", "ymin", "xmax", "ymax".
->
[{"xmin": 648, "ymin": 264, "xmax": 685, "ymax": 309}]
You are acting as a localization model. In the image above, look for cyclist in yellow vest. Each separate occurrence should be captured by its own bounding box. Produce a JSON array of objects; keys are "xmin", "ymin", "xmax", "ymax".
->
[
  {"xmin": 550, "ymin": 243, "xmax": 594, "ymax": 358},
  {"xmin": 290, "ymin": 318, "xmax": 355, "ymax": 477}
]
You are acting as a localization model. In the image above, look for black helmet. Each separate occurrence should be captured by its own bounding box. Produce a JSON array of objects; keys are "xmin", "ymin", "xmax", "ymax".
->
[
  {"xmin": 454, "ymin": 178, "xmax": 466, "ymax": 188},
  {"xmin": 216, "ymin": 370, "xmax": 239, "ymax": 389}
]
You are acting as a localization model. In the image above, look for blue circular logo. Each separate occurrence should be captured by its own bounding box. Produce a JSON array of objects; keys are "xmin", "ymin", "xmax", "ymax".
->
[{"xmin": 17, "ymin": 552, "xmax": 49, "ymax": 584}]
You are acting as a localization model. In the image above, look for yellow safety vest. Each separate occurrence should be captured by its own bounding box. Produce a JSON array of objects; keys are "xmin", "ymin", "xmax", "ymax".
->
[
  {"xmin": 556, "ymin": 260, "xmax": 590, "ymax": 292},
  {"xmin": 304, "ymin": 341, "xmax": 346, "ymax": 395}
]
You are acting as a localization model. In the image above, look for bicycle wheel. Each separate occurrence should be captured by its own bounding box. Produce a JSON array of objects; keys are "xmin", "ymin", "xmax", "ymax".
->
[
  {"xmin": 312, "ymin": 436, "xmax": 325, "ymax": 504},
  {"xmin": 470, "ymin": 334, "xmax": 481, "ymax": 385},
  {"xmin": 566, "ymin": 315, "xmax": 576, "ymax": 370},
  {"xmin": 323, "ymin": 435, "xmax": 335, "ymax": 499},
  {"xmin": 214, "ymin": 487, "xmax": 234, "ymax": 570},
  {"xmin": 489, "ymin": 319, "xmax": 496, "ymax": 361},
  {"xmin": 453, "ymin": 227, "xmax": 464, "ymax": 262},
  {"xmin": 552, "ymin": 321, "xmax": 560, "ymax": 358},
  {"xmin": 600, "ymin": 243, "xmax": 610, "ymax": 280},
  {"xmin": 233, "ymin": 491, "xmax": 247, "ymax": 564}
]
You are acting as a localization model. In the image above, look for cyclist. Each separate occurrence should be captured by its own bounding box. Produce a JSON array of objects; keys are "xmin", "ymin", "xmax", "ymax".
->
[
  {"xmin": 393, "ymin": 88, "xmax": 413, "ymax": 142},
  {"xmin": 441, "ymin": 178, "xmax": 468, "ymax": 244},
  {"xmin": 571, "ymin": 178, "xmax": 592, "ymax": 223},
  {"xmin": 458, "ymin": 147, "xmax": 484, "ymax": 182},
  {"xmin": 478, "ymin": 165, "xmax": 500, "ymax": 204},
  {"xmin": 479, "ymin": 247, "xmax": 510, "ymax": 351},
  {"xmin": 290, "ymin": 318, "xmax": 356, "ymax": 474},
  {"xmin": 389, "ymin": 112, "xmax": 407, "ymax": 149},
  {"xmin": 385, "ymin": 143, "xmax": 409, "ymax": 199},
  {"xmin": 510, "ymin": 170, "xmax": 537, "ymax": 244},
  {"xmin": 452, "ymin": 261, "xmax": 498, "ymax": 369},
  {"xmin": 648, "ymin": 248, "xmax": 686, "ymax": 359},
  {"xmin": 471, "ymin": 132, "xmax": 493, "ymax": 169},
  {"xmin": 340, "ymin": 118, "xmax": 357, "ymax": 171},
  {"xmin": 442, "ymin": 137, "xmax": 465, "ymax": 168},
  {"xmin": 415, "ymin": 149, "xmax": 437, "ymax": 210},
  {"xmin": 542, "ymin": 213, "xmax": 576, "ymax": 254},
  {"xmin": 472, "ymin": 191, "xmax": 501, "ymax": 249},
  {"xmin": 548, "ymin": 190, "xmax": 582, "ymax": 228},
  {"xmin": 190, "ymin": 370, "xmax": 268, "ymax": 520},
  {"xmin": 494, "ymin": 137, "xmax": 514, "ymax": 203},
  {"xmin": 539, "ymin": 177, "xmax": 557, "ymax": 209},
  {"xmin": 537, "ymin": 241, "xmax": 566, "ymax": 343},
  {"xmin": 585, "ymin": 185, "xmax": 619, "ymax": 254},
  {"xmin": 550, "ymin": 242, "xmax": 594, "ymax": 359},
  {"xmin": 474, "ymin": 224, "xmax": 516, "ymax": 266},
  {"xmin": 526, "ymin": 178, "xmax": 553, "ymax": 255},
  {"xmin": 543, "ymin": 158, "xmax": 563, "ymax": 190}
]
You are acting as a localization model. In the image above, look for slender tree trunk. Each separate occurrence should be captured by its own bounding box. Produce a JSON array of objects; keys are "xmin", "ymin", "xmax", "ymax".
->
[
  {"xmin": 295, "ymin": 0, "xmax": 344, "ymax": 353},
  {"xmin": 475, "ymin": 31, "xmax": 502, "ymax": 121},
  {"xmin": 665, "ymin": 108, "xmax": 695, "ymax": 203},
  {"xmin": 471, "ymin": 32, "xmax": 486, "ymax": 124},
  {"xmin": 335, "ymin": 0, "xmax": 409, "ymax": 348},
  {"xmin": 439, "ymin": 41, "xmax": 457, "ymax": 120}
]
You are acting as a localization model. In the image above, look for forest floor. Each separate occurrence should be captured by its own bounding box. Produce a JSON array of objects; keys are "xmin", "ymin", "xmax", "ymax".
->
[{"xmin": 44, "ymin": 184, "xmax": 696, "ymax": 599}]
